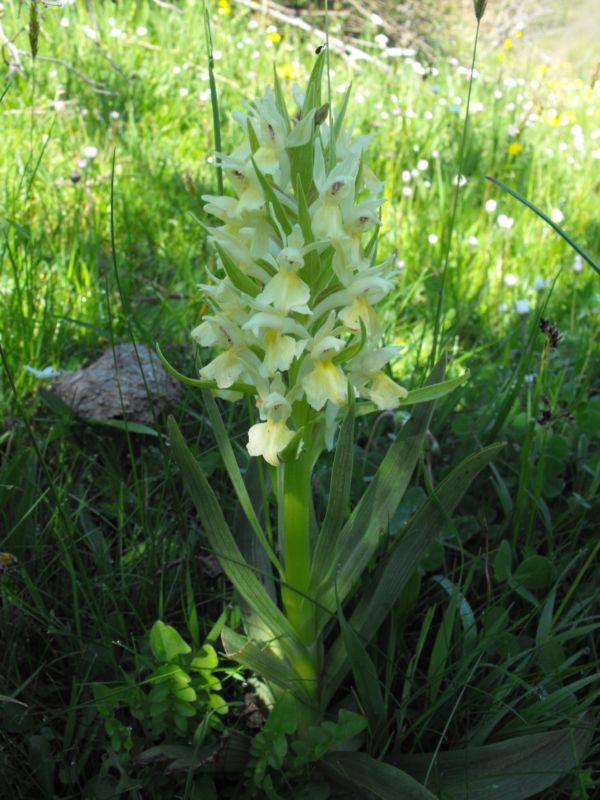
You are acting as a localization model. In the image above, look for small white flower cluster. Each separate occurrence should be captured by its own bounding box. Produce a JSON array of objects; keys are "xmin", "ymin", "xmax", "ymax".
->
[{"xmin": 192, "ymin": 70, "xmax": 406, "ymax": 465}]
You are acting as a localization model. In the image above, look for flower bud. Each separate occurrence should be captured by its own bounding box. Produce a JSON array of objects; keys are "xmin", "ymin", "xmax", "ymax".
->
[{"xmin": 473, "ymin": 0, "xmax": 488, "ymax": 21}]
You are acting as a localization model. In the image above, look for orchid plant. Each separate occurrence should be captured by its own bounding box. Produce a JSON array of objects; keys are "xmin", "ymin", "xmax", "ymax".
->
[{"xmin": 161, "ymin": 53, "xmax": 501, "ymax": 778}]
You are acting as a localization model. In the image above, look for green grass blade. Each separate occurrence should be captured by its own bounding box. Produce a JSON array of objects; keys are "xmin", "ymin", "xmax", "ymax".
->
[
  {"xmin": 486, "ymin": 176, "xmax": 600, "ymax": 276},
  {"xmin": 203, "ymin": 5, "xmax": 223, "ymax": 195},
  {"xmin": 324, "ymin": 752, "xmax": 438, "ymax": 800},
  {"xmin": 426, "ymin": 590, "xmax": 459, "ymax": 704},
  {"xmin": 336, "ymin": 593, "xmax": 387, "ymax": 750}
]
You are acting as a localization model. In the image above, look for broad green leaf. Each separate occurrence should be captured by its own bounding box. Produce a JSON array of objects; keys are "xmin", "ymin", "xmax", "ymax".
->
[
  {"xmin": 315, "ymin": 356, "xmax": 447, "ymax": 625},
  {"xmin": 309, "ymin": 391, "xmax": 355, "ymax": 593},
  {"xmin": 336, "ymin": 595, "xmax": 387, "ymax": 748},
  {"xmin": 391, "ymin": 716, "xmax": 595, "ymax": 800},
  {"xmin": 398, "ymin": 372, "xmax": 469, "ymax": 406},
  {"xmin": 324, "ymin": 751, "xmax": 438, "ymax": 800},
  {"xmin": 295, "ymin": 174, "xmax": 319, "ymax": 284},
  {"xmin": 189, "ymin": 643, "xmax": 218, "ymax": 671},
  {"xmin": 514, "ymin": 555, "xmax": 556, "ymax": 591},
  {"xmin": 149, "ymin": 620, "xmax": 191, "ymax": 662},
  {"xmin": 331, "ymin": 318, "xmax": 367, "ymax": 365},
  {"xmin": 221, "ymin": 627, "xmax": 316, "ymax": 705},
  {"xmin": 167, "ymin": 417, "xmax": 309, "ymax": 666},
  {"xmin": 263, "ymin": 691, "xmax": 298, "ymax": 736},
  {"xmin": 486, "ymin": 176, "xmax": 600, "ymax": 277},
  {"xmin": 323, "ymin": 443, "xmax": 504, "ymax": 703},
  {"xmin": 201, "ymin": 389, "xmax": 283, "ymax": 577},
  {"xmin": 335, "ymin": 709, "xmax": 369, "ymax": 742}
]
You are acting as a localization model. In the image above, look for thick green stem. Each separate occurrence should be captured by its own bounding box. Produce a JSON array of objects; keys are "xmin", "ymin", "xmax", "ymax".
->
[{"xmin": 281, "ymin": 451, "xmax": 315, "ymax": 645}]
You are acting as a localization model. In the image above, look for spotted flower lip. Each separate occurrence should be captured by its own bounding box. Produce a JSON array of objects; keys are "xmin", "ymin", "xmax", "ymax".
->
[{"xmin": 192, "ymin": 70, "xmax": 408, "ymax": 463}]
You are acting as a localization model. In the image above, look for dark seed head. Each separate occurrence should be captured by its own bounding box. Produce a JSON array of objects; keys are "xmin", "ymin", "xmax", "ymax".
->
[
  {"xmin": 539, "ymin": 318, "xmax": 561, "ymax": 349},
  {"xmin": 473, "ymin": 0, "xmax": 488, "ymax": 21}
]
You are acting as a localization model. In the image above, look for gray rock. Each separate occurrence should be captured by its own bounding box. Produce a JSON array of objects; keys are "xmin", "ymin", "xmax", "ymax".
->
[{"xmin": 52, "ymin": 344, "xmax": 181, "ymax": 423}]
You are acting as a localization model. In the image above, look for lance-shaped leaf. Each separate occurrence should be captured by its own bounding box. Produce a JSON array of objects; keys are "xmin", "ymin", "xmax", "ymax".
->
[
  {"xmin": 309, "ymin": 390, "xmax": 355, "ymax": 593},
  {"xmin": 302, "ymin": 48, "xmax": 326, "ymax": 117},
  {"xmin": 389, "ymin": 715, "xmax": 595, "ymax": 800},
  {"xmin": 323, "ymin": 443, "xmax": 504, "ymax": 703},
  {"xmin": 201, "ymin": 389, "xmax": 283, "ymax": 578},
  {"xmin": 287, "ymin": 108, "xmax": 317, "ymax": 148},
  {"xmin": 333, "ymin": 82, "xmax": 352, "ymax": 144},
  {"xmin": 398, "ymin": 371, "xmax": 469, "ymax": 405},
  {"xmin": 231, "ymin": 458, "xmax": 278, "ymax": 644},
  {"xmin": 214, "ymin": 242, "xmax": 260, "ymax": 297},
  {"xmin": 272, "ymin": 66, "xmax": 291, "ymax": 133},
  {"xmin": 167, "ymin": 417, "xmax": 309, "ymax": 667},
  {"xmin": 324, "ymin": 752, "xmax": 439, "ymax": 800},
  {"xmin": 314, "ymin": 357, "xmax": 447, "ymax": 625},
  {"xmin": 251, "ymin": 157, "xmax": 292, "ymax": 237},
  {"xmin": 222, "ymin": 627, "xmax": 316, "ymax": 707}
]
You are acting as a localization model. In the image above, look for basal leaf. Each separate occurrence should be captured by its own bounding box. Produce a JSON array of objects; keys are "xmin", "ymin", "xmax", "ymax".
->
[
  {"xmin": 391, "ymin": 716, "xmax": 595, "ymax": 800},
  {"xmin": 324, "ymin": 751, "xmax": 438, "ymax": 800},
  {"xmin": 167, "ymin": 417, "xmax": 308, "ymax": 666},
  {"xmin": 309, "ymin": 390, "xmax": 355, "ymax": 593},
  {"xmin": 202, "ymin": 389, "xmax": 283, "ymax": 578},
  {"xmin": 221, "ymin": 628, "xmax": 316, "ymax": 706},
  {"xmin": 315, "ymin": 356, "xmax": 447, "ymax": 626}
]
